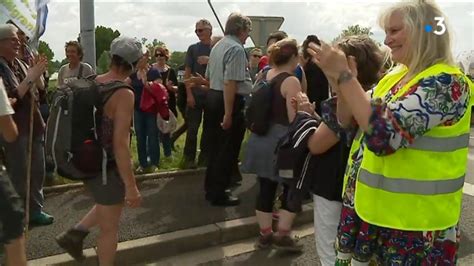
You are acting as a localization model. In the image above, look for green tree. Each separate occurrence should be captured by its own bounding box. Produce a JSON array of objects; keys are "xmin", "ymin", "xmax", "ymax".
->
[
  {"xmin": 38, "ymin": 40, "xmax": 54, "ymax": 61},
  {"xmin": 38, "ymin": 40, "xmax": 55, "ymax": 73},
  {"xmin": 95, "ymin": 26, "xmax": 121, "ymax": 64},
  {"xmin": 49, "ymin": 58, "xmax": 66, "ymax": 74},
  {"xmin": 97, "ymin": 50, "xmax": 111, "ymax": 74},
  {"xmin": 333, "ymin": 24, "xmax": 373, "ymax": 42},
  {"xmin": 168, "ymin": 51, "xmax": 186, "ymax": 69}
]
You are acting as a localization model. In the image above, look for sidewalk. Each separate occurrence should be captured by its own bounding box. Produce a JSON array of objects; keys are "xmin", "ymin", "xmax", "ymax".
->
[{"xmin": 27, "ymin": 172, "xmax": 312, "ymax": 263}]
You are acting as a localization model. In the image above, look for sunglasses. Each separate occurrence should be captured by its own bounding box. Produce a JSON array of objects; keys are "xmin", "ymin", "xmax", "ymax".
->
[
  {"xmin": 155, "ymin": 53, "xmax": 165, "ymax": 57},
  {"xmin": 251, "ymin": 54, "xmax": 262, "ymax": 58},
  {"xmin": 195, "ymin": 28, "xmax": 208, "ymax": 34}
]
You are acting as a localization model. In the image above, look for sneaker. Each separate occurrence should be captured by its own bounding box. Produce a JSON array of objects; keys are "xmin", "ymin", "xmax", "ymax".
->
[
  {"xmin": 29, "ymin": 211, "xmax": 54, "ymax": 226},
  {"xmin": 255, "ymin": 233, "xmax": 273, "ymax": 249},
  {"xmin": 272, "ymin": 235, "xmax": 303, "ymax": 252},
  {"xmin": 146, "ymin": 165, "xmax": 158, "ymax": 173},
  {"xmin": 135, "ymin": 166, "xmax": 146, "ymax": 174},
  {"xmin": 55, "ymin": 228, "xmax": 89, "ymax": 262}
]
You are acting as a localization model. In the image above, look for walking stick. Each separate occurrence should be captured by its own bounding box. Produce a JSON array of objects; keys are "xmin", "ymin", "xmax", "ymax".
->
[{"xmin": 24, "ymin": 85, "xmax": 36, "ymax": 235}]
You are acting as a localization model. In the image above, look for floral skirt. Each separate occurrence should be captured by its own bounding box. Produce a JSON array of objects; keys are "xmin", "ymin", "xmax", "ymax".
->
[{"xmin": 335, "ymin": 173, "xmax": 459, "ymax": 265}]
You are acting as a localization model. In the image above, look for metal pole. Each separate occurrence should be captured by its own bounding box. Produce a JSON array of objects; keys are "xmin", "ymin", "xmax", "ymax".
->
[
  {"xmin": 80, "ymin": 0, "xmax": 96, "ymax": 70},
  {"xmin": 207, "ymin": 0, "xmax": 224, "ymax": 34}
]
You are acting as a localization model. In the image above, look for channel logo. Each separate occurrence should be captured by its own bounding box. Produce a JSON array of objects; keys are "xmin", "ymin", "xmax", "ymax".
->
[{"xmin": 425, "ymin": 17, "xmax": 446, "ymax": 35}]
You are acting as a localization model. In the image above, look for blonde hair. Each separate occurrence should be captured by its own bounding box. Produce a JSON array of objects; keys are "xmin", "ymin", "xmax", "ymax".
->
[
  {"xmin": 380, "ymin": 45, "xmax": 394, "ymax": 72},
  {"xmin": 378, "ymin": 0, "xmax": 454, "ymax": 77}
]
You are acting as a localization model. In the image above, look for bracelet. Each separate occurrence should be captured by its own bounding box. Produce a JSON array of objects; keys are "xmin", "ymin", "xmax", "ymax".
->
[{"xmin": 337, "ymin": 70, "xmax": 353, "ymax": 86}]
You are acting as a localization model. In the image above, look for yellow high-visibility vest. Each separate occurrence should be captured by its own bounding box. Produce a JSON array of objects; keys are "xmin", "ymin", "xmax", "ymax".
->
[{"xmin": 349, "ymin": 63, "xmax": 472, "ymax": 231}]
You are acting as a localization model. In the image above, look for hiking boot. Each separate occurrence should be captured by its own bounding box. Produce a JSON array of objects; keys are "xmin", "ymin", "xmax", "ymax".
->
[
  {"xmin": 273, "ymin": 235, "xmax": 303, "ymax": 252},
  {"xmin": 55, "ymin": 228, "xmax": 89, "ymax": 262},
  {"xmin": 255, "ymin": 233, "xmax": 273, "ymax": 249},
  {"xmin": 30, "ymin": 211, "xmax": 54, "ymax": 226}
]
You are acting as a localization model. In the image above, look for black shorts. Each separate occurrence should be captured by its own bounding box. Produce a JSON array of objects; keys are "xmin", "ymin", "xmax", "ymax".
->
[
  {"xmin": 0, "ymin": 166, "xmax": 25, "ymax": 244},
  {"xmin": 84, "ymin": 169, "xmax": 125, "ymax": 206}
]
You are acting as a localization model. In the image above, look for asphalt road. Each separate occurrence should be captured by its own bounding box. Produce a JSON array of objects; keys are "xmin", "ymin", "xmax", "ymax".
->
[
  {"xmin": 156, "ymin": 194, "xmax": 474, "ymax": 266},
  {"xmin": 26, "ymin": 129, "xmax": 474, "ymax": 262},
  {"xmin": 153, "ymin": 133, "xmax": 474, "ymax": 265},
  {"xmin": 27, "ymin": 174, "xmax": 260, "ymax": 260}
]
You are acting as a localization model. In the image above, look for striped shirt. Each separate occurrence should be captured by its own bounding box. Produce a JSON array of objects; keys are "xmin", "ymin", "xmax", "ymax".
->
[{"xmin": 206, "ymin": 35, "xmax": 252, "ymax": 95}]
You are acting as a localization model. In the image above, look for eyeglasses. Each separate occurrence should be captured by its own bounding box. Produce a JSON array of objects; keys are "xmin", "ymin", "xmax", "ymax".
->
[
  {"xmin": 251, "ymin": 54, "xmax": 262, "ymax": 58},
  {"xmin": 155, "ymin": 53, "xmax": 165, "ymax": 57},
  {"xmin": 0, "ymin": 37, "xmax": 20, "ymax": 43}
]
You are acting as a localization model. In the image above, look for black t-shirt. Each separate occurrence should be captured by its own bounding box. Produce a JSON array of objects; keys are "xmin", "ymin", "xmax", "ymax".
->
[
  {"xmin": 185, "ymin": 42, "xmax": 211, "ymax": 77},
  {"xmin": 310, "ymin": 136, "xmax": 350, "ymax": 202},
  {"xmin": 159, "ymin": 68, "xmax": 178, "ymax": 117},
  {"xmin": 304, "ymin": 61, "xmax": 329, "ymax": 115}
]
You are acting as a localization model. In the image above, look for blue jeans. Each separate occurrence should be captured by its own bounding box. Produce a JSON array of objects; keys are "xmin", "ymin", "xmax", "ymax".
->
[{"xmin": 134, "ymin": 110, "xmax": 160, "ymax": 167}]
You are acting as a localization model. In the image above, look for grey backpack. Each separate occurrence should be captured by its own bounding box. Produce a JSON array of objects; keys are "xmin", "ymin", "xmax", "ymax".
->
[{"xmin": 45, "ymin": 76, "xmax": 132, "ymax": 181}]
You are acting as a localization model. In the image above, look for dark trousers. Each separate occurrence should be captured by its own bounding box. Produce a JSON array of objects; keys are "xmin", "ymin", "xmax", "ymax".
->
[
  {"xmin": 0, "ymin": 166, "xmax": 25, "ymax": 244},
  {"xmin": 204, "ymin": 90, "xmax": 246, "ymax": 199},
  {"xmin": 184, "ymin": 90, "xmax": 208, "ymax": 164},
  {"xmin": 1, "ymin": 135, "xmax": 45, "ymax": 216}
]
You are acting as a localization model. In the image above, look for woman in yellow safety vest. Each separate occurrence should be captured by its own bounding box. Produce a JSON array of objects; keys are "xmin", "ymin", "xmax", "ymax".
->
[{"xmin": 308, "ymin": 0, "xmax": 472, "ymax": 265}]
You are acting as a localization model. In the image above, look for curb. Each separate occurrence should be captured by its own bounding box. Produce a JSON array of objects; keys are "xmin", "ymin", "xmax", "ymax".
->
[
  {"xmin": 29, "ymin": 203, "xmax": 314, "ymax": 265},
  {"xmin": 44, "ymin": 168, "xmax": 206, "ymax": 194}
]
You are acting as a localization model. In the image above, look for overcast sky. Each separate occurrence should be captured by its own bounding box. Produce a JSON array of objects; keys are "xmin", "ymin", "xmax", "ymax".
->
[{"xmin": 41, "ymin": 0, "xmax": 473, "ymax": 61}]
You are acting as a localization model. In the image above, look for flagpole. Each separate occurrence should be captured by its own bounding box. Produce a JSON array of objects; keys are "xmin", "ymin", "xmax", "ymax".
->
[
  {"xmin": 25, "ymin": 0, "xmax": 49, "ymax": 236},
  {"xmin": 207, "ymin": 0, "xmax": 224, "ymax": 34},
  {"xmin": 80, "ymin": 0, "xmax": 96, "ymax": 71}
]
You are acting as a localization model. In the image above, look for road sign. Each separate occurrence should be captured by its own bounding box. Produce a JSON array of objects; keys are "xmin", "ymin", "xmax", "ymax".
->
[{"xmin": 248, "ymin": 16, "xmax": 284, "ymax": 49}]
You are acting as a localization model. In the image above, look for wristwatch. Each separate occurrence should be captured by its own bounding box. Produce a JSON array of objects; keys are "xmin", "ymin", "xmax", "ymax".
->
[{"xmin": 337, "ymin": 70, "xmax": 353, "ymax": 86}]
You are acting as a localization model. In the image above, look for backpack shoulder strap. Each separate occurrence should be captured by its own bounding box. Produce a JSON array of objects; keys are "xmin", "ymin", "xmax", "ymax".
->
[
  {"xmin": 98, "ymin": 80, "xmax": 134, "ymax": 105},
  {"xmin": 78, "ymin": 63, "xmax": 84, "ymax": 78}
]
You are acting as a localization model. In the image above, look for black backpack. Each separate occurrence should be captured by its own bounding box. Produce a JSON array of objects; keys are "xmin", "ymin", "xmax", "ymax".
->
[
  {"xmin": 245, "ymin": 71, "xmax": 291, "ymax": 135},
  {"xmin": 45, "ymin": 76, "xmax": 132, "ymax": 180}
]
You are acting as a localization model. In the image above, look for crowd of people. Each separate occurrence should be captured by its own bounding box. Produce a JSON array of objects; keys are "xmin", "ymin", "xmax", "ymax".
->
[{"xmin": 1, "ymin": 0, "xmax": 473, "ymax": 265}]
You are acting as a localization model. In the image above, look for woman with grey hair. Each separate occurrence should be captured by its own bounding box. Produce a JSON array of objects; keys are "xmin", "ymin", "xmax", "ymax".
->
[{"xmin": 308, "ymin": 0, "xmax": 472, "ymax": 264}]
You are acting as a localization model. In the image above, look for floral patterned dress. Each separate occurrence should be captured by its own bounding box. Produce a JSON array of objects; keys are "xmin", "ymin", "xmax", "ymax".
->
[{"xmin": 335, "ymin": 72, "xmax": 471, "ymax": 265}]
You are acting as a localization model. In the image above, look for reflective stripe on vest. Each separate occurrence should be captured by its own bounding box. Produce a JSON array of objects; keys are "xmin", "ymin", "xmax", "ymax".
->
[
  {"xmin": 358, "ymin": 169, "xmax": 465, "ymax": 195},
  {"xmin": 409, "ymin": 133, "xmax": 469, "ymax": 152}
]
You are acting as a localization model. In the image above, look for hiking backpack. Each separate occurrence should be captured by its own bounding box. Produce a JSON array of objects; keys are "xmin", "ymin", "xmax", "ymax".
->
[
  {"xmin": 45, "ymin": 76, "xmax": 132, "ymax": 181},
  {"xmin": 245, "ymin": 71, "xmax": 291, "ymax": 135}
]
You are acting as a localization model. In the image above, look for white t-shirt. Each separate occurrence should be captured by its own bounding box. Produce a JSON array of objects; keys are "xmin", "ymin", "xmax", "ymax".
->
[
  {"xmin": 57, "ymin": 62, "xmax": 94, "ymax": 89},
  {"xmin": 0, "ymin": 78, "xmax": 14, "ymax": 116}
]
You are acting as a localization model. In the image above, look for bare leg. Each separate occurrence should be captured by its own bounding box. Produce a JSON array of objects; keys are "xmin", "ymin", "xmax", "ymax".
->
[
  {"xmin": 5, "ymin": 235, "xmax": 27, "ymax": 266},
  {"xmin": 75, "ymin": 205, "xmax": 98, "ymax": 230},
  {"xmin": 277, "ymin": 209, "xmax": 296, "ymax": 234},
  {"xmin": 95, "ymin": 203, "xmax": 123, "ymax": 266},
  {"xmin": 256, "ymin": 210, "xmax": 273, "ymax": 230}
]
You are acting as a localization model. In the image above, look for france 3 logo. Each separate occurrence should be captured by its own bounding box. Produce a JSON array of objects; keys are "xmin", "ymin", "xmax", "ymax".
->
[{"xmin": 424, "ymin": 17, "xmax": 446, "ymax": 36}]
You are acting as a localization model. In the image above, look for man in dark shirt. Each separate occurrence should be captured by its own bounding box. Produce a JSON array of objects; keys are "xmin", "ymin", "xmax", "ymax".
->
[
  {"xmin": 0, "ymin": 24, "xmax": 53, "ymax": 225},
  {"xmin": 181, "ymin": 19, "xmax": 212, "ymax": 169}
]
